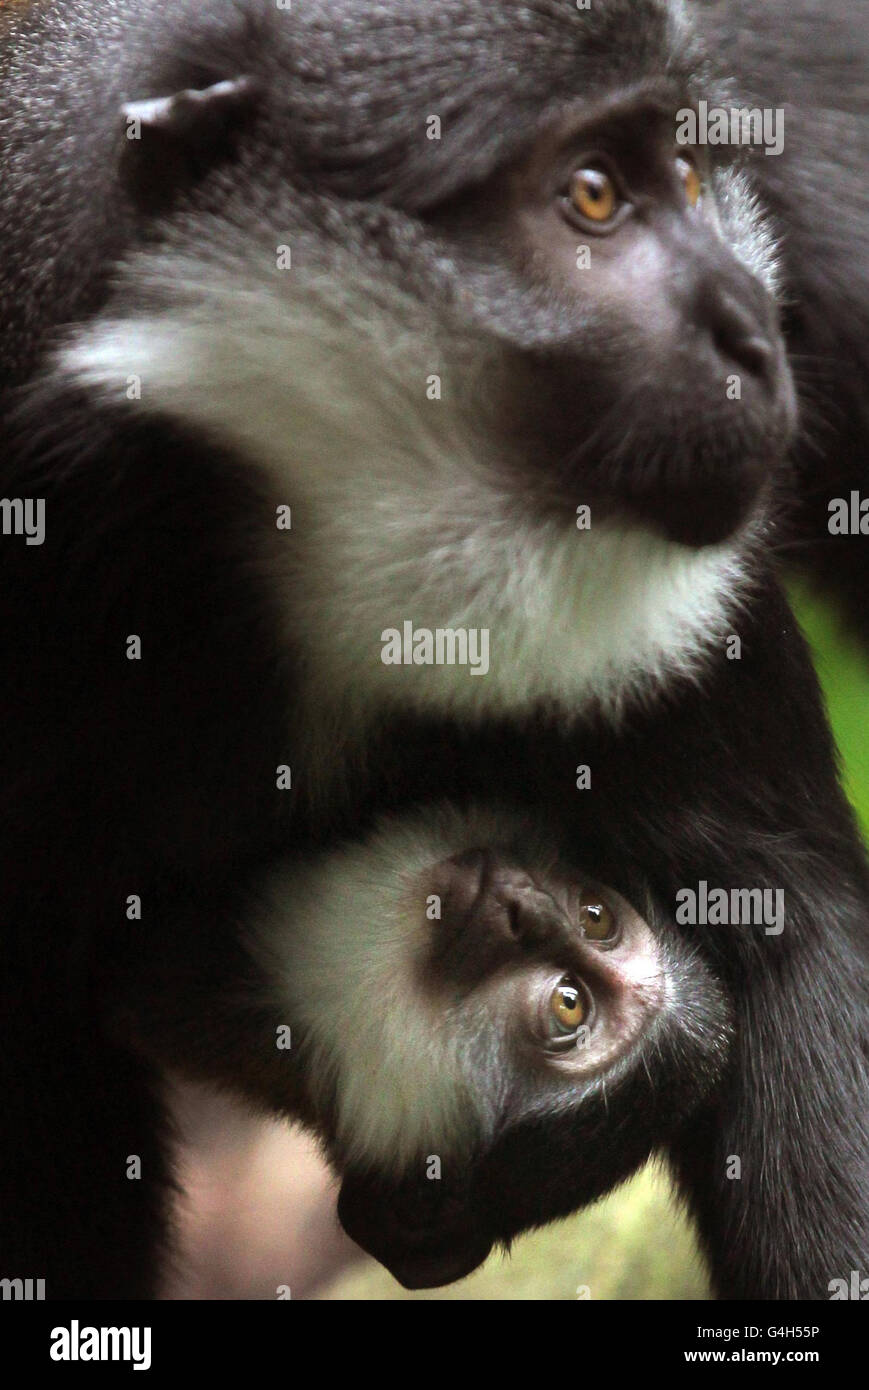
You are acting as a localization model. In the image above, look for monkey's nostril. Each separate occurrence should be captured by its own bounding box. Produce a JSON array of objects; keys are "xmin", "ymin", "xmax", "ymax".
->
[
  {"xmin": 700, "ymin": 285, "xmax": 777, "ymax": 385},
  {"xmin": 719, "ymin": 329, "xmax": 775, "ymax": 382}
]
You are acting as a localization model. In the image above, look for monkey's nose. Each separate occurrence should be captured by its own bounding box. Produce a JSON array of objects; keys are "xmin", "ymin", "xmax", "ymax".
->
[{"xmin": 704, "ymin": 288, "xmax": 778, "ymax": 387}]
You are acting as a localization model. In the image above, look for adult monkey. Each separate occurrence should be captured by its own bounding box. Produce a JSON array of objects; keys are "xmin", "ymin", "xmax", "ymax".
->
[{"xmin": 0, "ymin": 0, "xmax": 867, "ymax": 1299}]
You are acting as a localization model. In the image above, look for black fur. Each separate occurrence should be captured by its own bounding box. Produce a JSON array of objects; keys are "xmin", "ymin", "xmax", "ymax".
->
[{"xmin": 697, "ymin": 0, "xmax": 869, "ymax": 639}]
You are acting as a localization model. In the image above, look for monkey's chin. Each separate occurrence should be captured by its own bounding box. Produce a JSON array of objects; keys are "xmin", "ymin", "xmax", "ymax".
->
[
  {"xmin": 337, "ymin": 1177, "xmax": 493, "ymax": 1289},
  {"xmin": 628, "ymin": 468, "xmax": 773, "ymax": 549},
  {"xmin": 378, "ymin": 1241, "xmax": 495, "ymax": 1291}
]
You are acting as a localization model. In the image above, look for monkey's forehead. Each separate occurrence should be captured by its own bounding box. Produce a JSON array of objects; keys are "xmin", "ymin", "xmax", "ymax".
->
[{"xmin": 143, "ymin": 0, "xmax": 711, "ymax": 207}]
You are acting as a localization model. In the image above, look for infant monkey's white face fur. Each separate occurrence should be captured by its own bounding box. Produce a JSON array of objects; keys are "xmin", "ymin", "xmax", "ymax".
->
[
  {"xmin": 249, "ymin": 805, "xmax": 727, "ymax": 1287},
  {"xmin": 252, "ymin": 807, "xmax": 674, "ymax": 1172},
  {"xmin": 63, "ymin": 39, "xmax": 787, "ymax": 1283}
]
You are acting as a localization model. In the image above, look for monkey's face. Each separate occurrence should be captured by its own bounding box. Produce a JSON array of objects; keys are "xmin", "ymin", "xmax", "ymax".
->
[
  {"xmin": 426, "ymin": 89, "xmax": 797, "ymax": 548},
  {"xmin": 262, "ymin": 815, "xmax": 730, "ymax": 1290},
  {"xmin": 64, "ymin": 1, "xmax": 801, "ymax": 725},
  {"xmin": 73, "ymin": 0, "xmax": 796, "ymax": 558},
  {"xmin": 334, "ymin": 853, "xmax": 729, "ymax": 1288}
]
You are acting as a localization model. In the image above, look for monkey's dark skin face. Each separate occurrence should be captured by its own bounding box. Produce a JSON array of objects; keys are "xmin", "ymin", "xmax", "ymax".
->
[
  {"xmin": 429, "ymin": 91, "xmax": 796, "ymax": 546},
  {"xmin": 335, "ymin": 854, "xmax": 728, "ymax": 1289}
]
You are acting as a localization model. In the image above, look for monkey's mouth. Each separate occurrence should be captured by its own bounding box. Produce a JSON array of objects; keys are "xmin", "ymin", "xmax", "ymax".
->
[
  {"xmin": 625, "ymin": 467, "xmax": 776, "ymax": 549},
  {"xmin": 574, "ymin": 382, "xmax": 795, "ymax": 549},
  {"xmin": 337, "ymin": 1173, "xmax": 493, "ymax": 1289}
]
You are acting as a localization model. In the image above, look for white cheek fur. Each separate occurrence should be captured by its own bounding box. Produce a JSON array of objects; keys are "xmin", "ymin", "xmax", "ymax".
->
[
  {"xmin": 242, "ymin": 802, "xmax": 710, "ymax": 1174},
  {"xmin": 245, "ymin": 806, "xmax": 531, "ymax": 1173},
  {"xmin": 62, "ymin": 247, "xmax": 749, "ymax": 735},
  {"xmin": 59, "ymin": 243, "xmax": 747, "ymax": 1175}
]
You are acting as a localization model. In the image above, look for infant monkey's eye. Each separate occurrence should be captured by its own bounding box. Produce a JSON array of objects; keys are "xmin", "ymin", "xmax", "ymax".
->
[
  {"xmin": 676, "ymin": 154, "xmax": 702, "ymax": 208},
  {"xmin": 549, "ymin": 975, "xmax": 588, "ymax": 1034},
  {"xmin": 568, "ymin": 165, "xmax": 621, "ymax": 225},
  {"xmin": 578, "ymin": 894, "xmax": 617, "ymax": 942}
]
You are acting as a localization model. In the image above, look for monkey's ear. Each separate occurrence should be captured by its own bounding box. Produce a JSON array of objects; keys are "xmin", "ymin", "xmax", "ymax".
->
[{"xmin": 119, "ymin": 77, "xmax": 260, "ymax": 211}]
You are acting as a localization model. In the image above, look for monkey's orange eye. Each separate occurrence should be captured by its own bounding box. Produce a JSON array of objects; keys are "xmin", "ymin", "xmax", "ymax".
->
[
  {"xmin": 578, "ymin": 895, "xmax": 617, "ymax": 942},
  {"xmin": 676, "ymin": 155, "xmax": 702, "ymax": 208},
  {"xmin": 549, "ymin": 976, "xmax": 588, "ymax": 1034},
  {"xmin": 569, "ymin": 166, "xmax": 619, "ymax": 224}
]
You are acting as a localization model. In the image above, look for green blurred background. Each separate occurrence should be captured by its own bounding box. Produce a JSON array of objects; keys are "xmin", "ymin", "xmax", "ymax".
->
[{"xmin": 318, "ymin": 588, "xmax": 869, "ymax": 1300}]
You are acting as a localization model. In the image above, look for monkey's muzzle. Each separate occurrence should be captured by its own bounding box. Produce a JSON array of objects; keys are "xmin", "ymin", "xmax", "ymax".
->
[{"xmin": 337, "ymin": 1173, "xmax": 493, "ymax": 1289}]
